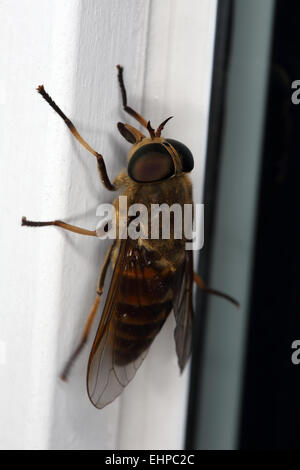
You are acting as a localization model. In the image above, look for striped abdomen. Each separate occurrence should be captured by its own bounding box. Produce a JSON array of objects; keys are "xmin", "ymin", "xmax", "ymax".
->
[{"xmin": 112, "ymin": 251, "xmax": 174, "ymax": 366}]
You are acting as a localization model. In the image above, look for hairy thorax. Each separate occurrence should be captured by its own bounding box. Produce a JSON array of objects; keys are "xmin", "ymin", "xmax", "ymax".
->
[{"xmin": 112, "ymin": 171, "xmax": 193, "ymax": 270}]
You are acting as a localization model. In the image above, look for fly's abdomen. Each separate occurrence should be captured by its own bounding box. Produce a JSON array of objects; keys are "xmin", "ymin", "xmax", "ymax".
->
[{"xmin": 112, "ymin": 258, "xmax": 174, "ymax": 366}]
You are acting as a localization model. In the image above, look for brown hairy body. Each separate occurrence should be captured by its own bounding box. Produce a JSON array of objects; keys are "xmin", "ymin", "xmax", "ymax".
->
[{"xmin": 22, "ymin": 66, "xmax": 238, "ymax": 409}]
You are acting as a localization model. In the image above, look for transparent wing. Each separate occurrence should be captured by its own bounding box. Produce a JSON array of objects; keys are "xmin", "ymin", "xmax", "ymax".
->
[
  {"xmin": 87, "ymin": 239, "xmax": 172, "ymax": 409},
  {"xmin": 172, "ymin": 251, "xmax": 194, "ymax": 372}
]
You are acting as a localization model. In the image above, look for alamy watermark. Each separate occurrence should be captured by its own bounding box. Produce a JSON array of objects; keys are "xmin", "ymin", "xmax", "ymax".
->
[
  {"xmin": 291, "ymin": 80, "xmax": 300, "ymax": 104},
  {"xmin": 95, "ymin": 196, "xmax": 204, "ymax": 251},
  {"xmin": 291, "ymin": 340, "xmax": 300, "ymax": 365}
]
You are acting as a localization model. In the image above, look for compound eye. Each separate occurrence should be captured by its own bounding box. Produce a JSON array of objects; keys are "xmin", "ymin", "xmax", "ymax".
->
[
  {"xmin": 166, "ymin": 139, "xmax": 194, "ymax": 173},
  {"xmin": 128, "ymin": 144, "xmax": 175, "ymax": 183}
]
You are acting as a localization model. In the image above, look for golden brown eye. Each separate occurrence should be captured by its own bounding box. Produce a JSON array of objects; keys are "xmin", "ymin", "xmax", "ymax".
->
[
  {"xmin": 132, "ymin": 153, "xmax": 172, "ymax": 182},
  {"xmin": 128, "ymin": 144, "xmax": 175, "ymax": 183}
]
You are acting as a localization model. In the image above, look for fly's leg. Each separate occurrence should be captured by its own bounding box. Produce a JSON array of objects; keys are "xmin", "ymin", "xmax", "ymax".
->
[
  {"xmin": 36, "ymin": 85, "xmax": 116, "ymax": 191},
  {"xmin": 193, "ymin": 272, "xmax": 239, "ymax": 308},
  {"xmin": 116, "ymin": 65, "xmax": 155, "ymax": 138},
  {"xmin": 22, "ymin": 216, "xmax": 96, "ymax": 237},
  {"xmin": 60, "ymin": 244, "xmax": 114, "ymax": 380}
]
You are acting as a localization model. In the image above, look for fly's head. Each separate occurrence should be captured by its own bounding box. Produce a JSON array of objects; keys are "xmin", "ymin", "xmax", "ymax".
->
[{"xmin": 117, "ymin": 119, "xmax": 194, "ymax": 184}]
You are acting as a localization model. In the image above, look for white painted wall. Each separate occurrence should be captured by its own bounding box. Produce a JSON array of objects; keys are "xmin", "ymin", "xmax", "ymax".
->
[{"xmin": 0, "ymin": 0, "xmax": 217, "ymax": 449}]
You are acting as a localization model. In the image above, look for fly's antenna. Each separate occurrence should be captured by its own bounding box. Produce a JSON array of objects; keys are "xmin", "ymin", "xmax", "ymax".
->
[
  {"xmin": 155, "ymin": 116, "xmax": 173, "ymax": 137},
  {"xmin": 147, "ymin": 121, "xmax": 155, "ymax": 139}
]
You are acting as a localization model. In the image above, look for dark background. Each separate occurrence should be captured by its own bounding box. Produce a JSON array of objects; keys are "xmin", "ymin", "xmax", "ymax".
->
[
  {"xmin": 186, "ymin": 0, "xmax": 300, "ymax": 450},
  {"xmin": 239, "ymin": 0, "xmax": 300, "ymax": 449}
]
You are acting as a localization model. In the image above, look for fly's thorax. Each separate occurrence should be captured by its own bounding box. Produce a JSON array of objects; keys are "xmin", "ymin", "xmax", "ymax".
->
[
  {"xmin": 110, "ymin": 173, "xmax": 193, "ymax": 255},
  {"xmin": 122, "ymin": 171, "xmax": 192, "ymax": 204}
]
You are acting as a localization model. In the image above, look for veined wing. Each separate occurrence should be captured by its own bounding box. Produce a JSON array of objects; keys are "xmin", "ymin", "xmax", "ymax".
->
[
  {"xmin": 172, "ymin": 250, "xmax": 194, "ymax": 372},
  {"xmin": 87, "ymin": 239, "xmax": 173, "ymax": 409}
]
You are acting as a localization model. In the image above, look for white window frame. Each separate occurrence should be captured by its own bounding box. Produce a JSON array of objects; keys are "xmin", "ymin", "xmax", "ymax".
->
[{"xmin": 0, "ymin": 0, "xmax": 217, "ymax": 450}]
